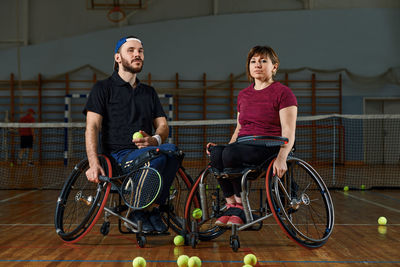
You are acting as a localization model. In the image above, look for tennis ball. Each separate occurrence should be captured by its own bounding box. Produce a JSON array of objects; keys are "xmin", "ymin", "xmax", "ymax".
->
[
  {"xmin": 243, "ymin": 265, "xmax": 253, "ymax": 267},
  {"xmin": 378, "ymin": 226, "xmax": 387, "ymax": 235},
  {"xmin": 174, "ymin": 235, "xmax": 185, "ymax": 246},
  {"xmin": 361, "ymin": 184, "xmax": 366, "ymax": 190},
  {"xmin": 188, "ymin": 256, "xmax": 201, "ymax": 267},
  {"xmin": 177, "ymin": 255, "xmax": 189, "ymax": 267},
  {"xmin": 10, "ymin": 162, "xmax": 13, "ymax": 167},
  {"xmin": 132, "ymin": 256, "xmax": 146, "ymax": 267},
  {"xmin": 378, "ymin": 216, "xmax": 387, "ymax": 225},
  {"xmin": 132, "ymin": 132, "xmax": 143, "ymax": 139},
  {"xmin": 192, "ymin": 208, "xmax": 203, "ymax": 219},
  {"xmin": 343, "ymin": 186, "xmax": 349, "ymax": 191},
  {"xmin": 243, "ymin": 254, "xmax": 257, "ymax": 266}
]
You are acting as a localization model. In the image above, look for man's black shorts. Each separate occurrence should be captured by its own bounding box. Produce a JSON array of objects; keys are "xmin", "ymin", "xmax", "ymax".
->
[{"xmin": 20, "ymin": 136, "xmax": 33, "ymax": 148}]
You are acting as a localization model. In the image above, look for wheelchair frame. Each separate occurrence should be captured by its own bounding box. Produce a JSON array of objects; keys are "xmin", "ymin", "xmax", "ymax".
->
[
  {"xmin": 184, "ymin": 153, "xmax": 335, "ymax": 252},
  {"xmin": 54, "ymin": 149, "xmax": 197, "ymax": 247}
]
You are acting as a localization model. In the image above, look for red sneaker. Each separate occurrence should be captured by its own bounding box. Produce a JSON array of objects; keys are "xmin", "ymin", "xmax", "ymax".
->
[
  {"xmin": 227, "ymin": 205, "xmax": 246, "ymax": 226},
  {"xmin": 215, "ymin": 203, "xmax": 235, "ymax": 227}
]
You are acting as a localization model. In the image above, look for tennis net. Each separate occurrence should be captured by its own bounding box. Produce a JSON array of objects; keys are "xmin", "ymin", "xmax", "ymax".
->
[{"xmin": 1, "ymin": 114, "xmax": 399, "ymax": 189}]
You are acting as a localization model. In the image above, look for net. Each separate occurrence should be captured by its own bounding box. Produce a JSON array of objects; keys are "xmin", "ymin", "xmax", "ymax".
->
[{"xmin": 1, "ymin": 114, "xmax": 400, "ymax": 190}]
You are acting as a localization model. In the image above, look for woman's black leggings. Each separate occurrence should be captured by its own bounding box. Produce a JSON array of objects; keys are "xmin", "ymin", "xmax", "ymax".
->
[{"xmin": 209, "ymin": 143, "xmax": 279, "ymax": 198}]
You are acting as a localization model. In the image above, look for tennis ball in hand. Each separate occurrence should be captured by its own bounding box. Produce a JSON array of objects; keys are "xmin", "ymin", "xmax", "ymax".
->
[
  {"xmin": 343, "ymin": 186, "xmax": 349, "ymax": 191},
  {"xmin": 132, "ymin": 131, "xmax": 143, "ymax": 140},
  {"xmin": 174, "ymin": 235, "xmax": 185, "ymax": 246},
  {"xmin": 192, "ymin": 208, "xmax": 203, "ymax": 219},
  {"xmin": 188, "ymin": 256, "xmax": 201, "ymax": 267},
  {"xmin": 177, "ymin": 255, "xmax": 189, "ymax": 267},
  {"xmin": 378, "ymin": 216, "xmax": 387, "ymax": 225},
  {"xmin": 132, "ymin": 256, "xmax": 146, "ymax": 267},
  {"xmin": 243, "ymin": 253, "xmax": 257, "ymax": 266}
]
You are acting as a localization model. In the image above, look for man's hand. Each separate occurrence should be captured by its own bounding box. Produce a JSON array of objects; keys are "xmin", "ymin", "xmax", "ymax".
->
[
  {"xmin": 86, "ymin": 163, "xmax": 105, "ymax": 183},
  {"xmin": 133, "ymin": 130, "xmax": 158, "ymax": 148}
]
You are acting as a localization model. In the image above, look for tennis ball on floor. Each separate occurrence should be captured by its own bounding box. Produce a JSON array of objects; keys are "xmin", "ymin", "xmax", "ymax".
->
[
  {"xmin": 361, "ymin": 184, "xmax": 366, "ymax": 190},
  {"xmin": 243, "ymin": 253, "xmax": 257, "ymax": 266},
  {"xmin": 132, "ymin": 256, "xmax": 146, "ymax": 267},
  {"xmin": 177, "ymin": 255, "xmax": 189, "ymax": 267},
  {"xmin": 188, "ymin": 256, "xmax": 201, "ymax": 267},
  {"xmin": 174, "ymin": 235, "xmax": 185, "ymax": 246},
  {"xmin": 343, "ymin": 186, "xmax": 349, "ymax": 191},
  {"xmin": 192, "ymin": 208, "xmax": 203, "ymax": 219},
  {"xmin": 378, "ymin": 216, "xmax": 387, "ymax": 225},
  {"xmin": 132, "ymin": 131, "xmax": 143, "ymax": 139},
  {"xmin": 378, "ymin": 226, "xmax": 387, "ymax": 235}
]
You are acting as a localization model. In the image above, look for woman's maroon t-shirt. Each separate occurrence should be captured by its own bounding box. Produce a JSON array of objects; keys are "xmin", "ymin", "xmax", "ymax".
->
[{"xmin": 237, "ymin": 81, "xmax": 297, "ymax": 137}]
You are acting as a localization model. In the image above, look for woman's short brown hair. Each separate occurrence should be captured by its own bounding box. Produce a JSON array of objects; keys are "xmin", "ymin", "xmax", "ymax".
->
[{"xmin": 246, "ymin": 46, "xmax": 280, "ymax": 82}]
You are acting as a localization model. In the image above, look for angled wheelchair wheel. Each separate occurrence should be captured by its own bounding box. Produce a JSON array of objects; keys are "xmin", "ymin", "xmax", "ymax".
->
[
  {"xmin": 162, "ymin": 167, "xmax": 196, "ymax": 234},
  {"xmin": 54, "ymin": 155, "xmax": 112, "ymax": 243},
  {"xmin": 184, "ymin": 167, "xmax": 227, "ymax": 241},
  {"xmin": 266, "ymin": 157, "xmax": 335, "ymax": 248}
]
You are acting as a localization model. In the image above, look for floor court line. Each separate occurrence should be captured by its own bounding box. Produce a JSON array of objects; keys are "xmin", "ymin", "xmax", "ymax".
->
[
  {"xmin": 368, "ymin": 191, "xmax": 400, "ymax": 202},
  {"xmin": 0, "ymin": 190, "xmax": 36, "ymax": 203},
  {"xmin": 344, "ymin": 192, "xmax": 400, "ymax": 213}
]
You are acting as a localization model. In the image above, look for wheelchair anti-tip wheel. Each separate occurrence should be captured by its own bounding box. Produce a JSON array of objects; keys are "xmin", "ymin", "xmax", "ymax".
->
[
  {"xmin": 54, "ymin": 155, "xmax": 112, "ymax": 243},
  {"xmin": 185, "ymin": 167, "xmax": 227, "ymax": 241},
  {"xmin": 266, "ymin": 157, "xmax": 335, "ymax": 248}
]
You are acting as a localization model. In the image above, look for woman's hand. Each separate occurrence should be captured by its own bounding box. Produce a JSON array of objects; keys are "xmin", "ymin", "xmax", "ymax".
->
[
  {"xmin": 273, "ymin": 157, "xmax": 287, "ymax": 178},
  {"xmin": 206, "ymin": 142, "xmax": 217, "ymax": 155}
]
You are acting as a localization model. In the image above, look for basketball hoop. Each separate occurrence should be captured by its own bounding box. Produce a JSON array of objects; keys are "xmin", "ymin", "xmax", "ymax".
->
[{"xmin": 107, "ymin": 5, "xmax": 126, "ymax": 23}]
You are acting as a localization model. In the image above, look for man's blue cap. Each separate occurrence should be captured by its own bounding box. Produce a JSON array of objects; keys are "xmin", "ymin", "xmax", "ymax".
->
[{"xmin": 114, "ymin": 36, "xmax": 142, "ymax": 54}]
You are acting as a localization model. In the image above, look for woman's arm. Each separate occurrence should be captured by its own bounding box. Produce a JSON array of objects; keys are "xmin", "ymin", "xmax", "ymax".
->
[
  {"xmin": 274, "ymin": 105, "xmax": 297, "ymax": 177},
  {"xmin": 228, "ymin": 112, "xmax": 241, "ymax": 144}
]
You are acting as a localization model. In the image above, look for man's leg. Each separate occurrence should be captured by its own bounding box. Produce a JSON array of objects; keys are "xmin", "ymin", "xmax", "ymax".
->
[
  {"xmin": 111, "ymin": 148, "xmax": 159, "ymax": 233},
  {"xmin": 147, "ymin": 144, "xmax": 179, "ymax": 232}
]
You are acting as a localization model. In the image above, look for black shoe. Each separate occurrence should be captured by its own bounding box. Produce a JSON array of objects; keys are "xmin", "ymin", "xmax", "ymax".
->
[
  {"xmin": 128, "ymin": 210, "xmax": 154, "ymax": 233},
  {"xmin": 148, "ymin": 207, "xmax": 168, "ymax": 233}
]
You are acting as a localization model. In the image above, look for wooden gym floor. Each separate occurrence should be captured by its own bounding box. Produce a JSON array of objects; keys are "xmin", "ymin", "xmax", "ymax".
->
[{"xmin": 0, "ymin": 189, "xmax": 399, "ymax": 266}]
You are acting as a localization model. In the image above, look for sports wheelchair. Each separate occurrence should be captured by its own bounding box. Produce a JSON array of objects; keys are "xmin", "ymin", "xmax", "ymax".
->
[
  {"xmin": 184, "ymin": 136, "xmax": 335, "ymax": 251},
  {"xmin": 54, "ymin": 148, "xmax": 195, "ymax": 247}
]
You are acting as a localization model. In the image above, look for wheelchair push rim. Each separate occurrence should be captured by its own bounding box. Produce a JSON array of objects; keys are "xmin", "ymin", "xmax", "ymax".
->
[
  {"xmin": 54, "ymin": 156, "xmax": 112, "ymax": 243},
  {"xmin": 266, "ymin": 157, "xmax": 335, "ymax": 248}
]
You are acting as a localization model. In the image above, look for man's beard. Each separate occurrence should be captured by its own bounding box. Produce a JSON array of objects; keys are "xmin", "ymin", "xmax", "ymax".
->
[{"xmin": 121, "ymin": 56, "xmax": 143, "ymax": 74}]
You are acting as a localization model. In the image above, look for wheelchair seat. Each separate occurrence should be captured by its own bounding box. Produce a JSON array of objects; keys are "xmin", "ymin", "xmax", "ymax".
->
[{"xmin": 209, "ymin": 154, "xmax": 277, "ymax": 180}]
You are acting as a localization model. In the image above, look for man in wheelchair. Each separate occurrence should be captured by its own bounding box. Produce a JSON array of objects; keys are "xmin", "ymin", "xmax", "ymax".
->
[
  {"xmin": 206, "ymin": 45, "xmax": 297, "ymax": 227},
  {"xmin": 83, "ymin": 36, "xmax": 180, "ymax": 233}
]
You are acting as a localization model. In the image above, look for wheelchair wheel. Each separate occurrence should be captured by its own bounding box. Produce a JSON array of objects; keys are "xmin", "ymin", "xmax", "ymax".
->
[
  {"xmin": 266, "ymin": 157, "xmax": 335, "ymax": 248},
  {"xmin": 54, "ymin": 155, "xmax": 112, "ymax": 243},
  {"xmin": 162, "ymin": 167, "xmax": 195, "ymax": 234},
  {"xmin": 184, "ymin": 167, "xmax": 227, "ymax": 241}
]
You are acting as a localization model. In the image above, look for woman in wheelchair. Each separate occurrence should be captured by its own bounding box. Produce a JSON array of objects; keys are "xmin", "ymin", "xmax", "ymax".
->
[{"xmin": 207, "ymin": 45, "xmax": 297, "ymax": 227}]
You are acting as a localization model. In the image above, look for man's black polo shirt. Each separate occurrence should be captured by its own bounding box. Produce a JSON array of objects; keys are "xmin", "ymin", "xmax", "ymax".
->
[{"xmin": 83, "ymin": 71, "xmax": 166, "ymax": 154}]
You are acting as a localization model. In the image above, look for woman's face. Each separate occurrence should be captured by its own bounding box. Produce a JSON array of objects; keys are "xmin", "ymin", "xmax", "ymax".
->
[{"xmin": 249, "ymin": 54, "xmax": 278, "ymax": 82}]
